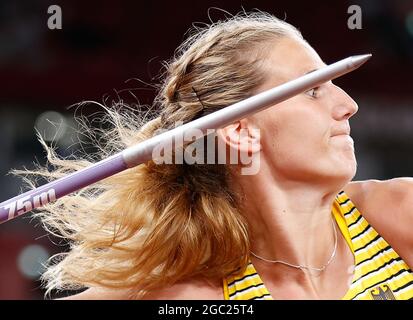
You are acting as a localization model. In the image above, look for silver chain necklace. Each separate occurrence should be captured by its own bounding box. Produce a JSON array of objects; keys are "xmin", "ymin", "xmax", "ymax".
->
[{"xmin": 250, "ymin": 218, "xmax": 338, "ymax": 274}]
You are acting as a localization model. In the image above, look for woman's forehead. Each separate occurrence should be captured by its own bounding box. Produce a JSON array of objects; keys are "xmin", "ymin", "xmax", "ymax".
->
[{"xmin": 263, "ymin": 37, "xmax": 326, "ymax": 85}]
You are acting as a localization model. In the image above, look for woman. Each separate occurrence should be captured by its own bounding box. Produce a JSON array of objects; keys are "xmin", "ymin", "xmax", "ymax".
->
[{"xmin": 30, "ymin": 12, "xmax": 412, "ymax": 300}]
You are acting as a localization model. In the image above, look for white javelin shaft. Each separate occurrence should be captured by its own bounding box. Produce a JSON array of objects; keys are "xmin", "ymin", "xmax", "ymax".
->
[
  {"xmin": 0, "ymin": 54, "xmax": 371, "ymax": 224},
  {"xmin": 122, "ymin": 54, "xmax": 371, "ymax": 167}
]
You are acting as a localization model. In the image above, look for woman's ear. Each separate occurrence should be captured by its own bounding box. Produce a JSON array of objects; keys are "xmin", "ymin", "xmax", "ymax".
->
[{"xmin": 216, "ymin": 119, "xmax": 261, "ymax": 155}]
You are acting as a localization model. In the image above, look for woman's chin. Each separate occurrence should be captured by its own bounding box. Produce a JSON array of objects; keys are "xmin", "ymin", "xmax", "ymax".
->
[{"xmin": 333, "ymin": 160, "xmax": 357, "ymax": 181}]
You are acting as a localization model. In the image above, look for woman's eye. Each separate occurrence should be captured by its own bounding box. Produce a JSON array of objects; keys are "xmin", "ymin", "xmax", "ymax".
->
[{"xmin": 306, "ymin": 87, "xmax": 320, "ymax": 98}]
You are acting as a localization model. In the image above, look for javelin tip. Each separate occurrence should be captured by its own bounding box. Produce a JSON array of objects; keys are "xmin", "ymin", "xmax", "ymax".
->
[{"xmin": 349, "ymin": 53, "xmax": 372, "ymax": 69}]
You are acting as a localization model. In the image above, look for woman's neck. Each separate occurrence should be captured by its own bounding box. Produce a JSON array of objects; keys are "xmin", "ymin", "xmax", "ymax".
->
[{"xmin": 233, "ymin": 167, "xmax": 347, "ymax": 271}]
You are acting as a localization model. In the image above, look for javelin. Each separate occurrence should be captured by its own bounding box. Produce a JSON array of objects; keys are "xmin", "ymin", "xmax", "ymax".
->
[{"xmin": 0, "ymin": 54, "xmax": 371, "ymax": 225}]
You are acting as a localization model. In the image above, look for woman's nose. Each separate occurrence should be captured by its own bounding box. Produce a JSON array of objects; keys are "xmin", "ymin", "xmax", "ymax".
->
[{"xmin": 332, "ymin": 85, "xmax": 359, "ymax": 120}]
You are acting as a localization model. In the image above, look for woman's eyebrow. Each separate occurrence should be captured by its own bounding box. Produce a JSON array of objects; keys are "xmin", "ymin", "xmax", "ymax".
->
[
  {"xmin": 303, "ymin": 66, "xmax": 332, "ymax": 85},
  {"xmin": 305, "ymin": 63, "xmax": 327, "ymax": 75},
  {"xmin": 305, "ymin": 69, "xmax": 318, "ymax": 74}
]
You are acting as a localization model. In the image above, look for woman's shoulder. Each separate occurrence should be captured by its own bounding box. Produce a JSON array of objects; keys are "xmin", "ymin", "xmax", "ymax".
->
[
  {"xmin": 344, "ymin": 178, "xmax": 413, "ymax": 214},
  {"xmin": 342, "ymin": 179, "xmax": 379, "ymax": 206},
  {"xmin": 344, "ymin": 178, "xmax": 413, "ymax": 266},
  {"xmin": 57, "ymin": 278, "xmax": 224, "ymax": 300}
]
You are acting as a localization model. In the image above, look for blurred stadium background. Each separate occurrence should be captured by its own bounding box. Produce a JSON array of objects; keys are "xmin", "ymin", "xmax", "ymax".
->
[{"xmin": 0, "ymin": 0, "xmax": 412, "ymax": 299}]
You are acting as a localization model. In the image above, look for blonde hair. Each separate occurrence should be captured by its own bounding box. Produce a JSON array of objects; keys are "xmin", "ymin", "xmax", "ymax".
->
[{"xmin": 21, "ymin": 11, "xmax": 302, "ymax": 298}]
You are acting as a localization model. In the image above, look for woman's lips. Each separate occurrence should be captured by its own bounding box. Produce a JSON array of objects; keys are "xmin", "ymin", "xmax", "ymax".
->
[{"xmin": 331, "ymin": 134, "xmax": 354, "ymax": 146}]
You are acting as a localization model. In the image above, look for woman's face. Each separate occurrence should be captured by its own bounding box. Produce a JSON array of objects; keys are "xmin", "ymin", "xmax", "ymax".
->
[{"xmin": 253, "ymin": 36, "xmax": 359, "ymax": 185}]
